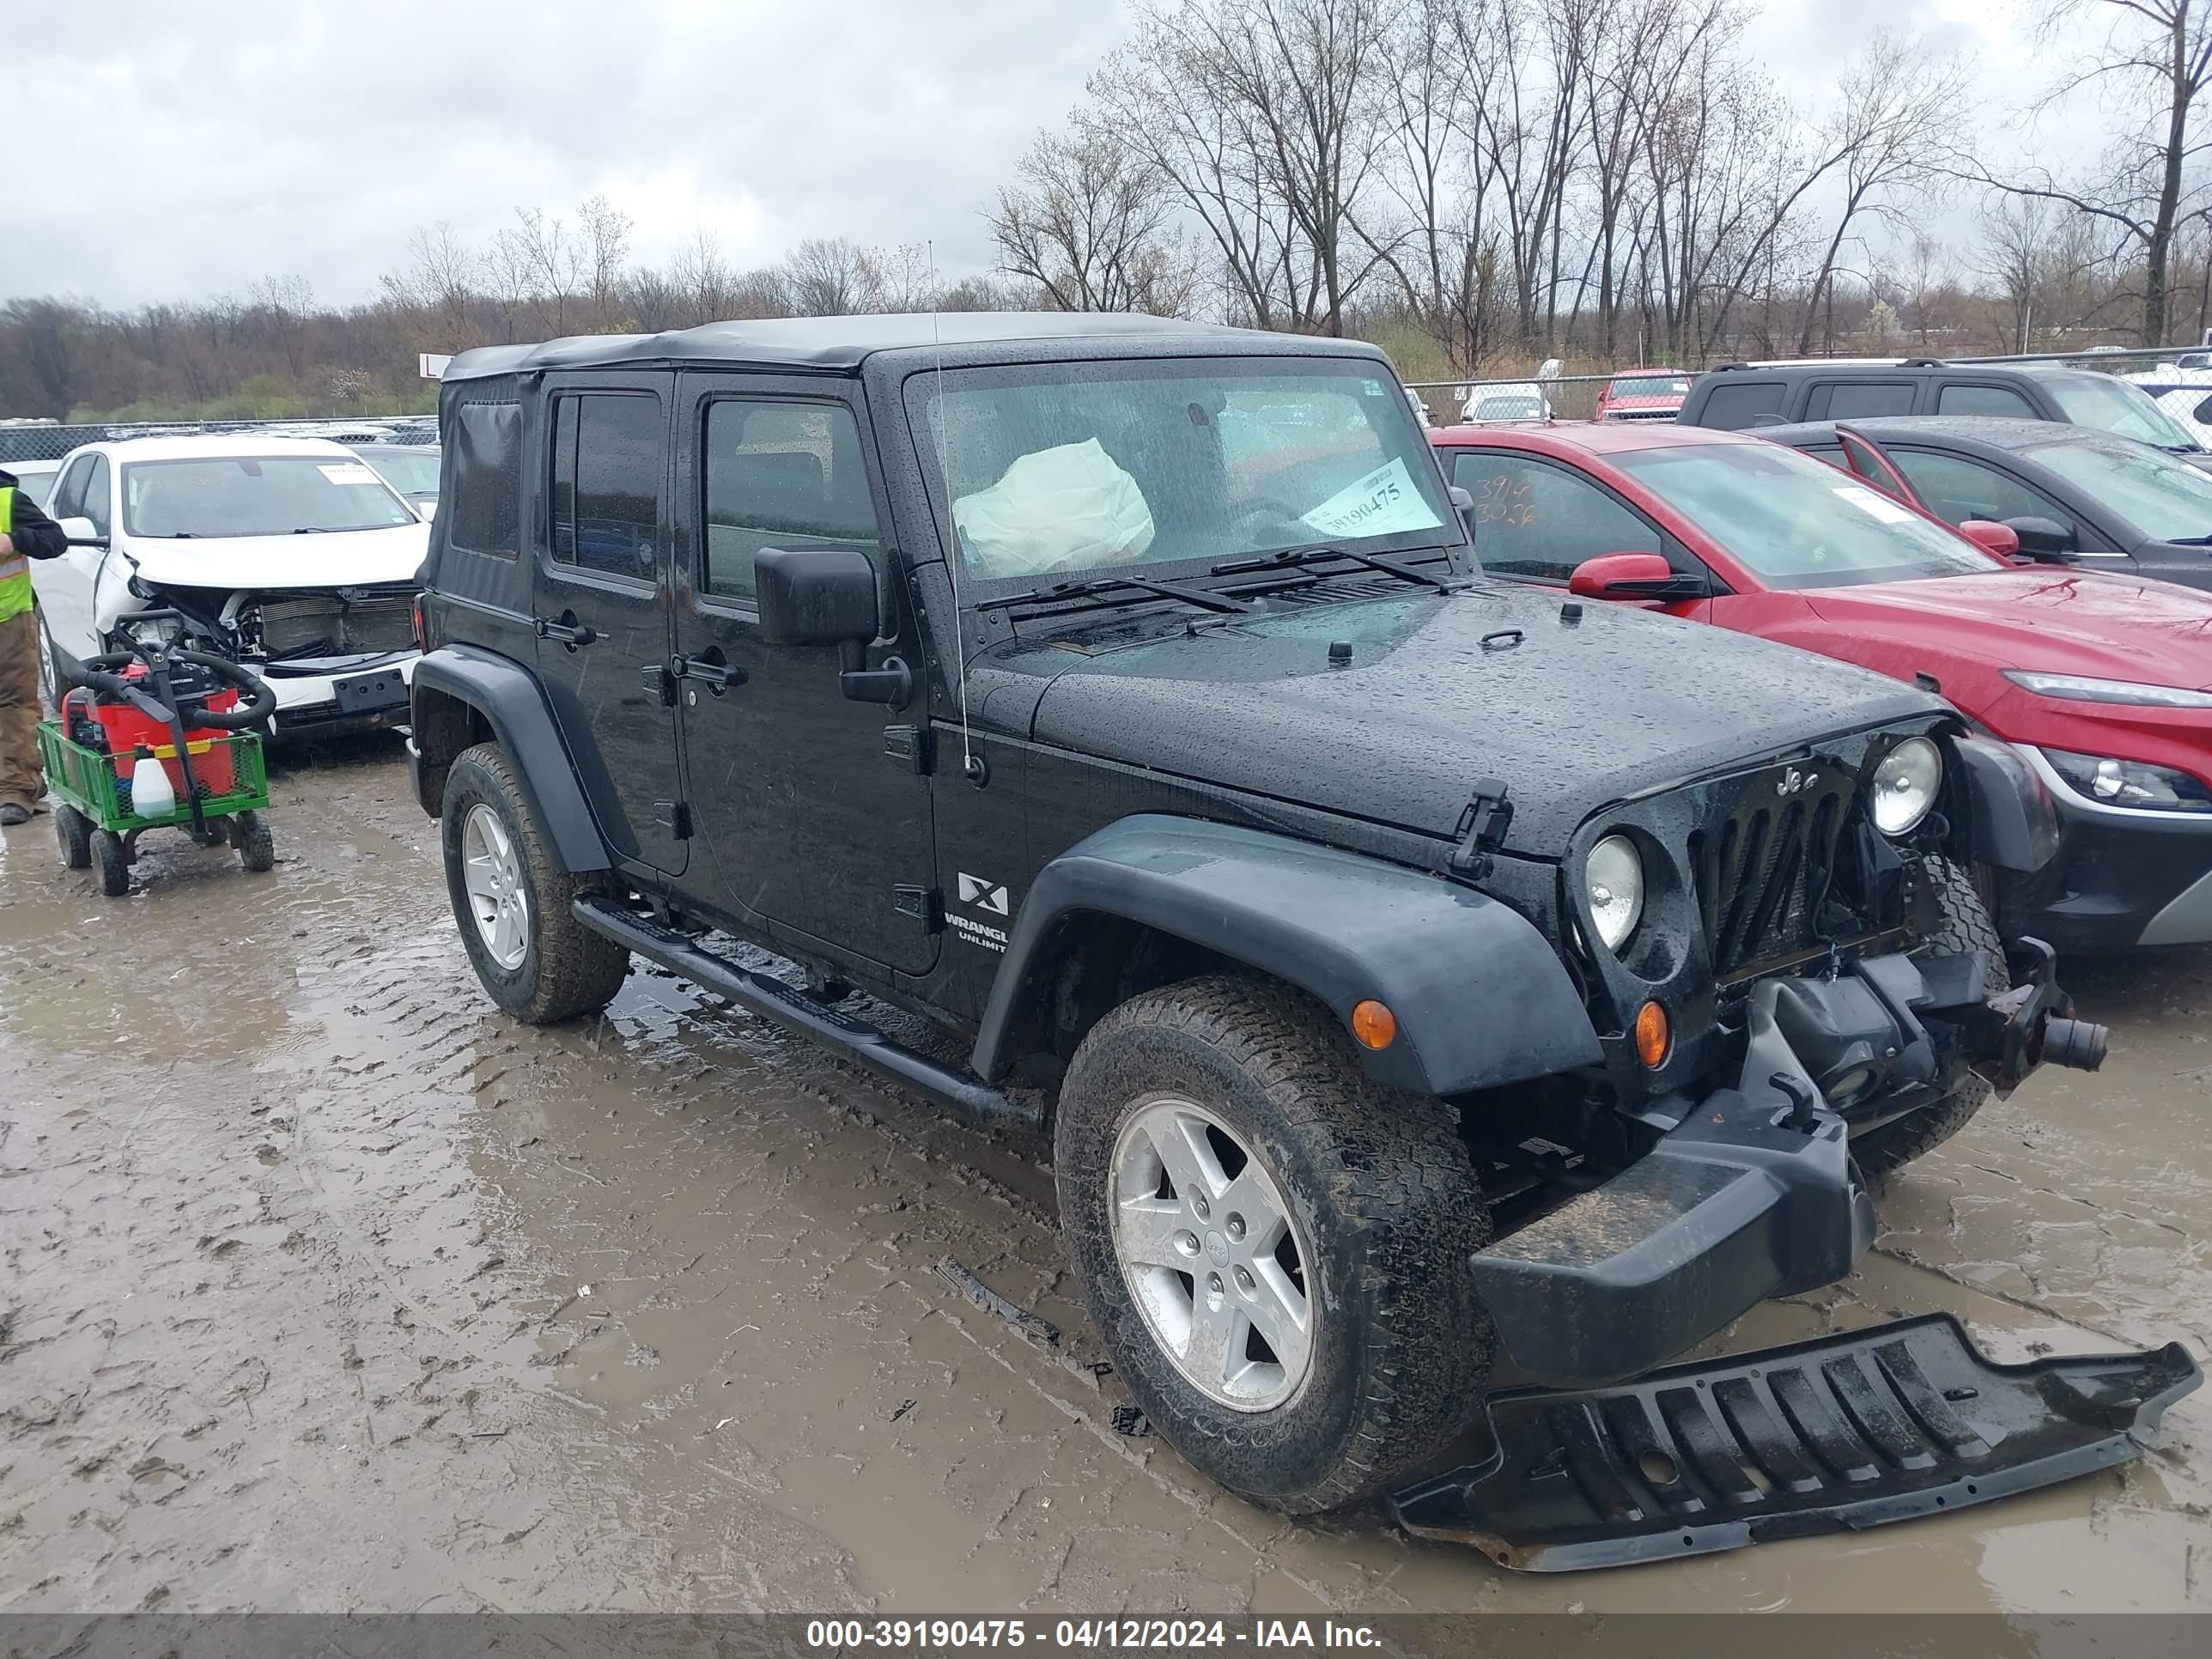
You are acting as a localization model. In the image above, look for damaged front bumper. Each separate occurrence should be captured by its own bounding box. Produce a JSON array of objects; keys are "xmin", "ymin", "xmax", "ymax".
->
[
  {"xmin": 1390, "ymin": 1312, "xmax": 2199, "ymax": 1571},
  {"xmin": 1469, "ymin": 941, "xmax": 2106, "ymax": 1389}
]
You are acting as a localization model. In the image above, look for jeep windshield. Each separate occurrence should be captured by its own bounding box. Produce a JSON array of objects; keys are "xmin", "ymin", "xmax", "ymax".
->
[
  {"xmin": 906, "ymin": 358, "xmax": 1457, "ymax": 586},
  {"xmin": 121, "ymin": 455, "xmax": 421, "ymax": 538},
  {"xmin": 1613, "ymin": 441, "xmax": 1998, "ymax": 589}
]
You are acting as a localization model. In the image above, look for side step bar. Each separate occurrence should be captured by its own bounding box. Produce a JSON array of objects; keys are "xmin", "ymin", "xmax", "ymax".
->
[
  {"xmin": 574, "ymin": 895, "xmax": 1040, "ymax": 1132},
  {"xmin": 1389, "ymin": 1311, "xmax": 2200, "ymax": 1571}
]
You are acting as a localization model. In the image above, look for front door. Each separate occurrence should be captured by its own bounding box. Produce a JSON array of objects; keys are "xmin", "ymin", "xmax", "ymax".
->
[
  {"xmin": 671, "ymin": 371, "xmax": 937, "ymax": 975},
  {"xmin": 535, "ymin": 372, "xmax": 687, "ymax": 875}
]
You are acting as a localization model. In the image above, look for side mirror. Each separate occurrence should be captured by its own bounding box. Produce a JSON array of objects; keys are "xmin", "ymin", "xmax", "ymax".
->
[
  {"xmin": 752, "ymin": 546, "xmax": 912, "ymax": 708},
  {"xmin": 1960, "ymin": 519, "xmax": 2021, "ymax": 559},
  {"xmin": 2002, "ymin": 515, "xmax": 2076, "ymax": 560},
  {"xmin": 1567, "ymin": 551, "xmax": 1707, "ymax": 601},
  {"xmin": 1447, "ymin": 483, "xmax": 1476, "ymax": 539},
  {"xmin": 58, "ymin": 515, "xmax": 107, "ymax": 550},
  {"xmin": 755, "ymin": 546, "xmax": 878, "ymax": 646}
]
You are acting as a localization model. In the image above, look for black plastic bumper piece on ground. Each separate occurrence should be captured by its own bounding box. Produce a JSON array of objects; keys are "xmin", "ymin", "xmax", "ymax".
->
[
  {"xmin": 572, "ymin": 895, "xmax": 1040, "ymax": 1132},
  {"xmin": 1389, "ymin": 1311, "xmax": 2200, "ymax": 1571}
]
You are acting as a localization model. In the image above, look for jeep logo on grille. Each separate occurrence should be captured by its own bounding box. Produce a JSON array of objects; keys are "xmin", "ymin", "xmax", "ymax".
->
[{"xmin": 1776, "ymin": 767, "xmax": 1819, "ymax": 797}]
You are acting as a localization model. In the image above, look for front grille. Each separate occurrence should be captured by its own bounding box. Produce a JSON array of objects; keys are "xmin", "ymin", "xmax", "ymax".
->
[
  {"xmin": 1688, "ymin": 766, "xmax": 1859, "ymax": 978},
  {"xmin": 1603, "ymin": 407, "xmax": 1682, "ymax": 422},
  {"xmin": 253, "ymin": 586, "xmax": 417, "ymax": 659}
]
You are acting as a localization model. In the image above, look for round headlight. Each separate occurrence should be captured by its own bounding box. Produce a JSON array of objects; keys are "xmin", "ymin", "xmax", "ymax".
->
[
  {"xmin": 1872, "ymin": 738, "xmax": 1942, "ymax": 836},
  {"xmin": 1585, "ymin": 835, "xmax": 1644, "ymax": 952}
]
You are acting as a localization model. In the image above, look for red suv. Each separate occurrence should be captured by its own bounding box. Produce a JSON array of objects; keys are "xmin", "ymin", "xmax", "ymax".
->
[
  {"xmin": 1432, "ymin": 419, "xmax": 2212, "ymax": 951},
  {"xmin": 1592, "ymin": 368, "xmax": 1692, "ymax": 422}
]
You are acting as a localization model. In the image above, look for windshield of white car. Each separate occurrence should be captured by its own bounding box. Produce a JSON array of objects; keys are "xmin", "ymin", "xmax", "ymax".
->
[
  {"xmin": 1614, "ymin": 375, "xmax": 1690, "ymax": 398},
  {"xmin": 120, "ymin": 455, "xmax": 419, "ymax": 538},
  {"xmin": 351, "ymin": 449, "xmax": 441, "ymax": 496},
  {"xmin": 905, "ymin": 357, "xmax": 1458, "ymax": 586},
  {"xmin": 2026, "ymin": 436, "xmax": 2212, "ymax": 542},
  {"xmin": 1612, "ymin": 441, "xmax": 1999, "ymax": 588},
  {"xmin": 2045, "ymin": 374, "xmax": 2203, "ymax": 451}
]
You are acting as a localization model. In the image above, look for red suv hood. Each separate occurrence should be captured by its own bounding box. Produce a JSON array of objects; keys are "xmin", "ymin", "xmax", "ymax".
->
[{"xmin": 1801, "ymin": 568, "xmax": 2212, "ymax": 690}]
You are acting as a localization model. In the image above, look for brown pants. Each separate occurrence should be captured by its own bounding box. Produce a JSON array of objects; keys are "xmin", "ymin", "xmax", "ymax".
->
[{"xmin": 0, "ymin": 607, "xmax": 45, "ymax": 811}]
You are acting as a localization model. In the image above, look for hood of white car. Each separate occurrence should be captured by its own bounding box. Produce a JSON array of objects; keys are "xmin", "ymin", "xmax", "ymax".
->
[{"xmin": 121, "ymin": 522, "xmax": 429, "ymax": 589}]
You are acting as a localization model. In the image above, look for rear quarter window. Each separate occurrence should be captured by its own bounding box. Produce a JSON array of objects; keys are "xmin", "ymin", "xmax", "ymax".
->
[
  {"xmin": 447, "ymin": 400, "xmax": 522, "ymax": 558},
  {"xmin": 1936, "ymin": 383, "xmax": 2039, "ymax": 418},
  {"xmin": 1692, "ymin": 381, "xmax": 1790, "ymax": 429}
]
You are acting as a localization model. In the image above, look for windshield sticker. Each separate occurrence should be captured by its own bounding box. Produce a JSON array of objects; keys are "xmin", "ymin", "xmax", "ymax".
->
[
  {"xmin": 1833, "ymin": 483, "xmax": 1913, "ymax": 525},
  {"xmin": 1301, "ymin": 457, "xmax": 1443, "ymax": 539},
  {"xmin": 318, "ymin": 462, "xmax": 380, "ymax": 485}
]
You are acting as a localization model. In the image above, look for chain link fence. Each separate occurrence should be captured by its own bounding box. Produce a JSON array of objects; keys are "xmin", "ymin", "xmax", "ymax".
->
[{"xmin": 0, "ymin": 414, "xmax": 439, "ymax": 468}]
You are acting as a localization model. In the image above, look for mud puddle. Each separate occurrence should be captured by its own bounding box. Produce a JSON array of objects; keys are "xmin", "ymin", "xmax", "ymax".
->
[{"xmin": 1, "ymin": 743, "xmax": 2204, "ymax": 1613}]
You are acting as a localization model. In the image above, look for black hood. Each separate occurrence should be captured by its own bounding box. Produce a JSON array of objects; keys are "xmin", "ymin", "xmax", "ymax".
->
[{"xmin": 1000, "ymin": 582, "xmax": 1944, "ymax": 855}]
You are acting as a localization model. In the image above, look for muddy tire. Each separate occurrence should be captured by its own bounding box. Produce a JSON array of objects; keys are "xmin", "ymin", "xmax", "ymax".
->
[
  {"xmin": 55, "ymin": 804, "xmax": 93, "ymax": 870},
  {"xmin": 232, "ymin": 809, "xmax": 275, "ymax": 873},
  {"xmin": 1854, "ymin": 855, "xmax": 2009, "ymax": 1177},
  {"xmin": 92, "ymin": 828, "xmax": 131, "ymax": 896},
  {"xmin": 441, "ymin": 742, "xmax": 629, "ymax": 1024},
  {"xmin": 1054, "ymin": 974, "xmax": 1494, "ymax": 1515}
]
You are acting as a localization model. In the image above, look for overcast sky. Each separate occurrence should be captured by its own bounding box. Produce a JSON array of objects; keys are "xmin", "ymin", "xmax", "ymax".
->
[{"xmin": 11, "ymin": 0, "xmax": 2095, "ymax": 309}]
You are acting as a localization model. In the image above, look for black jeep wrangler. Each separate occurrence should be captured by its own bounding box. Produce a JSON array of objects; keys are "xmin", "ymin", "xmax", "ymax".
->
[{"xmin": 408, "ymin": 315, "xmax": 2160, "ymax": 1561}]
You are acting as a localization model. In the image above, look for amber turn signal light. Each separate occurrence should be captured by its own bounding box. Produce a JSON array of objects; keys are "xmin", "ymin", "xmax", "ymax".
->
[
  {"xmin": 1351, "ymin": 999, "xmax": 1397, "ymax": 1050},
  {"xmin": 1634, "ymin": 1000, "xmax": 1670, "ymax": 1068}
]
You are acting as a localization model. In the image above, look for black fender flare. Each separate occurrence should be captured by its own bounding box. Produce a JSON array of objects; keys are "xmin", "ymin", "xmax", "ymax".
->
[
  {"xmin": 410, "ymin": 644, "xmax": 611, "ymax": 872},
  {"xmin": 970, "ymin": 815, "xmax": 1601, "ymax": 1097},
  {"xmin": 1951, "ymin": 733, "xmax": 2059, "ymax": 872}
]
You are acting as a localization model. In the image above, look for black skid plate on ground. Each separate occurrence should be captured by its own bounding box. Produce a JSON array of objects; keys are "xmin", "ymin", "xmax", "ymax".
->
[{"xmin": 1389, "ymin": 1312, "xmax": 2200, "ymax": 1571}]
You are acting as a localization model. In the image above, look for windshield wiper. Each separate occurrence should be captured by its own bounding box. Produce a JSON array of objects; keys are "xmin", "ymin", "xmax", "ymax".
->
[
  {"xmin": 974, "ymin": 574, "xmax": 1256, "ymax": 616},
  {"xmin": 1210, "ymin": 543, "xmax": 1457, "ymax": 592}
]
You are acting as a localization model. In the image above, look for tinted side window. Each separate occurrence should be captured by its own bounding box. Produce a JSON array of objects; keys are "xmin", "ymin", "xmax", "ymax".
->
[
  {"xmin": 1884, "ymin": 448, "xmax": 2075, "ymax": 530},
  {"xmin": 447, "ymin": 400, "xmax": 521, "ymax": 557},
  {"xmin": 1450, "ymin": 451, "xmax": 1661, "ymax": 580},
  {"xmin": 79, "ymin": 456, "xmax": 112, "ymax": 534},
  {"xmin": 1796, "ymin": 441, "xmax": 1848, "ymax": 467},
  {"xmin": 1808, "ymin": 381, "xmax": 1915, "ymax": 420},
  {"xmin": 700, "ymin": 399, "xmax": 882, "ymax": 604},
  {"xmin": 1696, "ymin": 381, "xmax": 1790, "ymax": 429},
  {"xmin": 1936, "ymin": 383, "xmax": 2037, "ymax": 418},
  {"xmin": 550, "ymin": 392, "xmax": 664, "ymax": 581}
]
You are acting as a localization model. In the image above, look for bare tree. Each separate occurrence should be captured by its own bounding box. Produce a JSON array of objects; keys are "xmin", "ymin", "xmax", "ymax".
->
[
  {"xmin": 781, "ymin": 236, "xmax": 878, "ymax": 315},
  {"xmin": 861, "ymin": 242, "xmax": 944, "ymax": 313},
  {"xmin": 577, "ymin": 196, "xmax": 634, "ymax": 330},
  {"xmin": 989, "ymin": 126, "xmax": 1194, "ymax": 313},
  {"xmin": 249, "ymin": 275, "xmax": 315, "ymax": 379},
  {"xmin": 507, "ymin": 207, "xmax": 582, "ymax": 334},
  {"xmin": 3, "ymin": 297, "xmax": 83, "ymax": 416},
  {"xmin": 669, "ymin": 228, "xmax": 734, "ymax": 322},
  {"xmin": 1978, "ymin": 0, "xmax": 2212, "ymax": 343},
  {"xmin": 1794, "ymin": 33, "xmax": 1966, "ymax": 353}
]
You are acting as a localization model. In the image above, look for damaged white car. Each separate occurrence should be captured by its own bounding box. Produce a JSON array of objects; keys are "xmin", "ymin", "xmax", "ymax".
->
[{"xmin": 33, "ymin": 435, "xmax": 428, "ymax": 739}]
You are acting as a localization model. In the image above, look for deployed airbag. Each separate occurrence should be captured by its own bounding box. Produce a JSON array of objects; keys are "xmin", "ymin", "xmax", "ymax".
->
[{"xmin": 952, "ymin": 439, "xmax": 1155, "ymax": 578}]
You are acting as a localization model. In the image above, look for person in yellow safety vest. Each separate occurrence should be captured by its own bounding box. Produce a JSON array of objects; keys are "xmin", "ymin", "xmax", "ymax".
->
[{"xmin": 0, "ymin": 467, "xmax": 71, "ymax": 826}]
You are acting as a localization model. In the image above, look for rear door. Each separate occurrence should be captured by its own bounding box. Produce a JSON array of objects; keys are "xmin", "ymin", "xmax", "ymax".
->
[
  {"xmin": 534, "ymin": 373, "xmax": 688, "ymax": 875},
  {"xmin": 671, "ymin": 370, "xmax": 937, "ymax": 975}
]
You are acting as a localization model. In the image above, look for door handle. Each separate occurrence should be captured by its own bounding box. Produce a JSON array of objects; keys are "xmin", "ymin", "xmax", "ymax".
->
[
  {"xmin": 534, "ymin": 611, "xmax": 597, "ymax": 649},
  {"xmin": 673, "ymin": 653, "xmax": 745, "ymax": 694}
]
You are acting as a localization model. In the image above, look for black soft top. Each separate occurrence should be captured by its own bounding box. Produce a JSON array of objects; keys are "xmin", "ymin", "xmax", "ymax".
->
[{"xmin": 439, "ymin": 312, "xmax": 1374, "ymax": 383}]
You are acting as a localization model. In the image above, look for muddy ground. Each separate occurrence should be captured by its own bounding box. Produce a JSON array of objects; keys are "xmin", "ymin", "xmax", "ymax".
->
[{"xmin": 1, "ymin": 738, "xmax": 2206, "ymax": 1615}]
